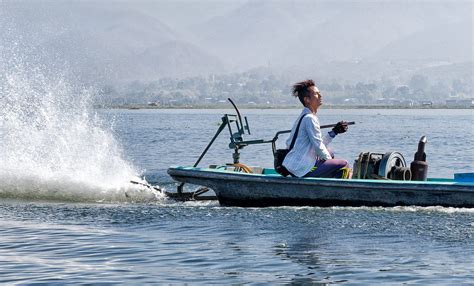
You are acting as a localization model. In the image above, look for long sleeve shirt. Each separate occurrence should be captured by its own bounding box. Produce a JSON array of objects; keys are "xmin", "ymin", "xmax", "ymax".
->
[{"xmin": 282, "ymin": 107, "xmax": 333, "ymax": 177}]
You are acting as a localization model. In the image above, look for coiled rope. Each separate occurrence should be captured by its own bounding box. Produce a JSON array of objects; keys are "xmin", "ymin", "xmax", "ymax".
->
[{"xmin": 229, "ymin": 163, "xmax": 253, "ymax": 173}]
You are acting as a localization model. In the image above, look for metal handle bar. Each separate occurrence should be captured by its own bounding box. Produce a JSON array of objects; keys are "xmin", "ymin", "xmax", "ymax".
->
[{"xmin": 271, "ymin": 121, "xmax": 355, "ymax": 143}]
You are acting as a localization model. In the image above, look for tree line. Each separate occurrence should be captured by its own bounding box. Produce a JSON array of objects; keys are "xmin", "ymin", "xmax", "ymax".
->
[{"xmin": 99, "ymin": 72, "xmax": 472, "ymax": 107}]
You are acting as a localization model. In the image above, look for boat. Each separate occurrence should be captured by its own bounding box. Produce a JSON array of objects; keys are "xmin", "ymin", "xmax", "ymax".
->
[
  {"xmin": 166, "ymin": 99, "xmax": 474, "ymax": 207},
  {"xmin": 168, "ymin": 166, "xmax": 474, "ymax": 207}
]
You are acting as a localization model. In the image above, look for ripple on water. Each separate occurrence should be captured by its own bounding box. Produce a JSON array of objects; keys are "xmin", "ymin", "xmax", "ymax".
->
[{"xmin": 0, "ymin": 201, "xmax": 474, "ymax": 283}]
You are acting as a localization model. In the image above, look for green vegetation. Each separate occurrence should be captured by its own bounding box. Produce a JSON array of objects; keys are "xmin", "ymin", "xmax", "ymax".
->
[{"xmin": 100, "ymin": 71, "xmax": 473, "ymax": 108}]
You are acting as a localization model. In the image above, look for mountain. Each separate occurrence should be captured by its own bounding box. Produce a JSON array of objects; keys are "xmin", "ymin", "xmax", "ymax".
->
[
  {"xmin": 192, "ymin": 1, "xmax": 343, "ymax": 69},
  {"xmin": 274, "ymin": 1, "xmax": 471, "ymax": 66},
  {"xmin": 1, "ymin": 0, "xmax": 471, "ymax": 86},
  {"xmin": 190, "ymin": 0, "xmax": 471, "ymax": 73},
  {"xmin": 1, "ymin": 1, "xmax": 226, "ymax": 83},
  {"xmin": 129, "ymin": 0, "xmax": 246, "ymax": 33},
  {"xmin": 138, "ymin": 41, "xmax": 227, "ymax": 79},
  {"xmin": 371, "ymin": 21, "xmax": 472, "ymax": 62}
]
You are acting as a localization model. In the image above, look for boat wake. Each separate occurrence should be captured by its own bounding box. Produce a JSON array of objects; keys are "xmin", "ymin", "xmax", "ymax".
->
[
  {"xmin": 280, "ymin": 205, "xmax": 474, "ymax": 214},
  {"xmin": 0, "ymin": 32, "xmax": 165, "ymax": 204},
  {"xmin": 0, "ymin": 174, "xmax": 166, "ymax": 203}
]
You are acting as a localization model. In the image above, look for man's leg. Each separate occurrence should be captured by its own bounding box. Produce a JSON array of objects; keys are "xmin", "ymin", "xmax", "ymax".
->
[{"xmin": 304, "ymin": 159, "xmax": 350, "ymax": 178}]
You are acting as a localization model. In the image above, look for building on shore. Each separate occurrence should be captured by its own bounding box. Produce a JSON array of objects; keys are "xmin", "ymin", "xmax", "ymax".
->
[{"xmin": 445, "ymin": 98, "xmax": 474, "ymax": 108}]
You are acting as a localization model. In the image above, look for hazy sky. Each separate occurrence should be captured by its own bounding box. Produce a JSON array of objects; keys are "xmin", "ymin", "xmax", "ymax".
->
[{"xmin": 1, "ymin": 0, "xmax": 472, "ymax": 83}]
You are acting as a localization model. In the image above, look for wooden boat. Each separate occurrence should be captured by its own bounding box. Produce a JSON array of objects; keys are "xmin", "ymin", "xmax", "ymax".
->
[
  {"xmin": 168, "ymin": 166, "xmax": 474, "ymax": 207},
  {"xmin": 166, "ymin": 99, "xmax": 474, "ymax": 207}
]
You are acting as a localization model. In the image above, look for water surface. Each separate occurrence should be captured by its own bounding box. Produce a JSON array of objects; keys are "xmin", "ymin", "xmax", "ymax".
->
[{"xmin": 1, "ymin": 108, "xmax": 473, "ymax": 284}]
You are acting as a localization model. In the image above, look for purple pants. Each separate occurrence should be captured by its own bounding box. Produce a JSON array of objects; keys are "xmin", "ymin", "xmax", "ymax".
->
[{"xmin": 304, "ymin": 159, "xmax": 350, "ymax": 178}]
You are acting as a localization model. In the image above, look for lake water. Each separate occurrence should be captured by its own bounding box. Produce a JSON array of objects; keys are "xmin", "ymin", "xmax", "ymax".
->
[{"xmin": 1, "ymin": 108, "xmax": 473, "ymax": 284}]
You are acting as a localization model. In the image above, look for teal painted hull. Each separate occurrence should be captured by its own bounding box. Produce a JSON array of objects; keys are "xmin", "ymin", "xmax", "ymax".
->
[{"xmin": 168, "ymin": 167, "xmax": 474, "ymax": 207}]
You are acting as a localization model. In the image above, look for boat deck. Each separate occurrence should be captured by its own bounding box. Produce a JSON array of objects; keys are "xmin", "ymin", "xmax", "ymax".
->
[{"xmin": 172, "ymin": 166, "xmax": 472, "ymax": 186}]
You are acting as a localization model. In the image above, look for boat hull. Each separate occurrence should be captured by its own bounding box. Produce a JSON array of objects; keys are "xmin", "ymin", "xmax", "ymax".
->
[{"xmin": 168, "ymin": 167, "xmax": 474, "ymax": 207}]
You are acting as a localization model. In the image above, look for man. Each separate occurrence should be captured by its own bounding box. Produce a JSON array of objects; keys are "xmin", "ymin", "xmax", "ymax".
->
[{"xmin": 282, "ymin": 79, "xmax": 351, "ymax": 178}]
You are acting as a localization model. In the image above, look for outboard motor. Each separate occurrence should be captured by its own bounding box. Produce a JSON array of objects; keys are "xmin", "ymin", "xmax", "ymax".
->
[{"xmin": 410, "ymin": 136, "xmax": 428, "ymax": 181}]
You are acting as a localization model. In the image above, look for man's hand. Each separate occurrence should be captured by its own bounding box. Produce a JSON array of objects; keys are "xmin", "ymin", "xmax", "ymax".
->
[{"xmin": 332, "ymin": 121, "xmax": 349, "ymax": 134}]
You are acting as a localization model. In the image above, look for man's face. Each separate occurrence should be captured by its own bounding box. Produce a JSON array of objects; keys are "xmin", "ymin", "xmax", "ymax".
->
[{"xmin": 305, "ymin": 86, "xmax": 322, "ymax": 110}]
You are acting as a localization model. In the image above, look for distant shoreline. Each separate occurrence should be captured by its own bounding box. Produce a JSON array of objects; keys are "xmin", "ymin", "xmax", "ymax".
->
[{"xmin": 98, "ymin": 104, "xmax": 474, "ymax": 110}]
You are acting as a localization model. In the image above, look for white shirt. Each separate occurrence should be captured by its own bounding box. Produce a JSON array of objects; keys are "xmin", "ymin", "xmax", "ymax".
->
[{"xmin": 282, "ymin": 107, "xmax": 333, "ymax": 177}]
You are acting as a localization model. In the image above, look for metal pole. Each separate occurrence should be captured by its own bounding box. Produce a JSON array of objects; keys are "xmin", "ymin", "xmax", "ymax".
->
[{"xmin": 177, "ymin": 117, "xmax": 228, "ymax": 194}]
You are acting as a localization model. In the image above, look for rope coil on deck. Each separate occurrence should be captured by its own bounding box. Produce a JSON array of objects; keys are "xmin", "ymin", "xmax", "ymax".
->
[{"xmin": 229, "ymin": 163, "xmax": 253, "ymax": 173}]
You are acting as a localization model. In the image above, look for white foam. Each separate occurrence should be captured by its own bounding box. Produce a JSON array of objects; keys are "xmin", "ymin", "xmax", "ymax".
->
[
  {"xmin": 0, "ymin": 37, "xmax": 164, "ymax": 203},
  {"xmin": 273, "ymin": 205, "xmax": 474, "ymax": 214}
]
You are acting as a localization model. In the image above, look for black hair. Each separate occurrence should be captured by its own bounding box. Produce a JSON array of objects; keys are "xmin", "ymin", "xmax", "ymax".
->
[{"xmin": 292, "ymin": 79, "xmax": 315, "ymax": 106}]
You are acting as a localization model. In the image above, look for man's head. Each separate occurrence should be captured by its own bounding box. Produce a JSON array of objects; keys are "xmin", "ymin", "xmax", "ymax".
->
[{"xmin": 292, "ymin": 79, "xmax": 322, "ymax": 111}]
